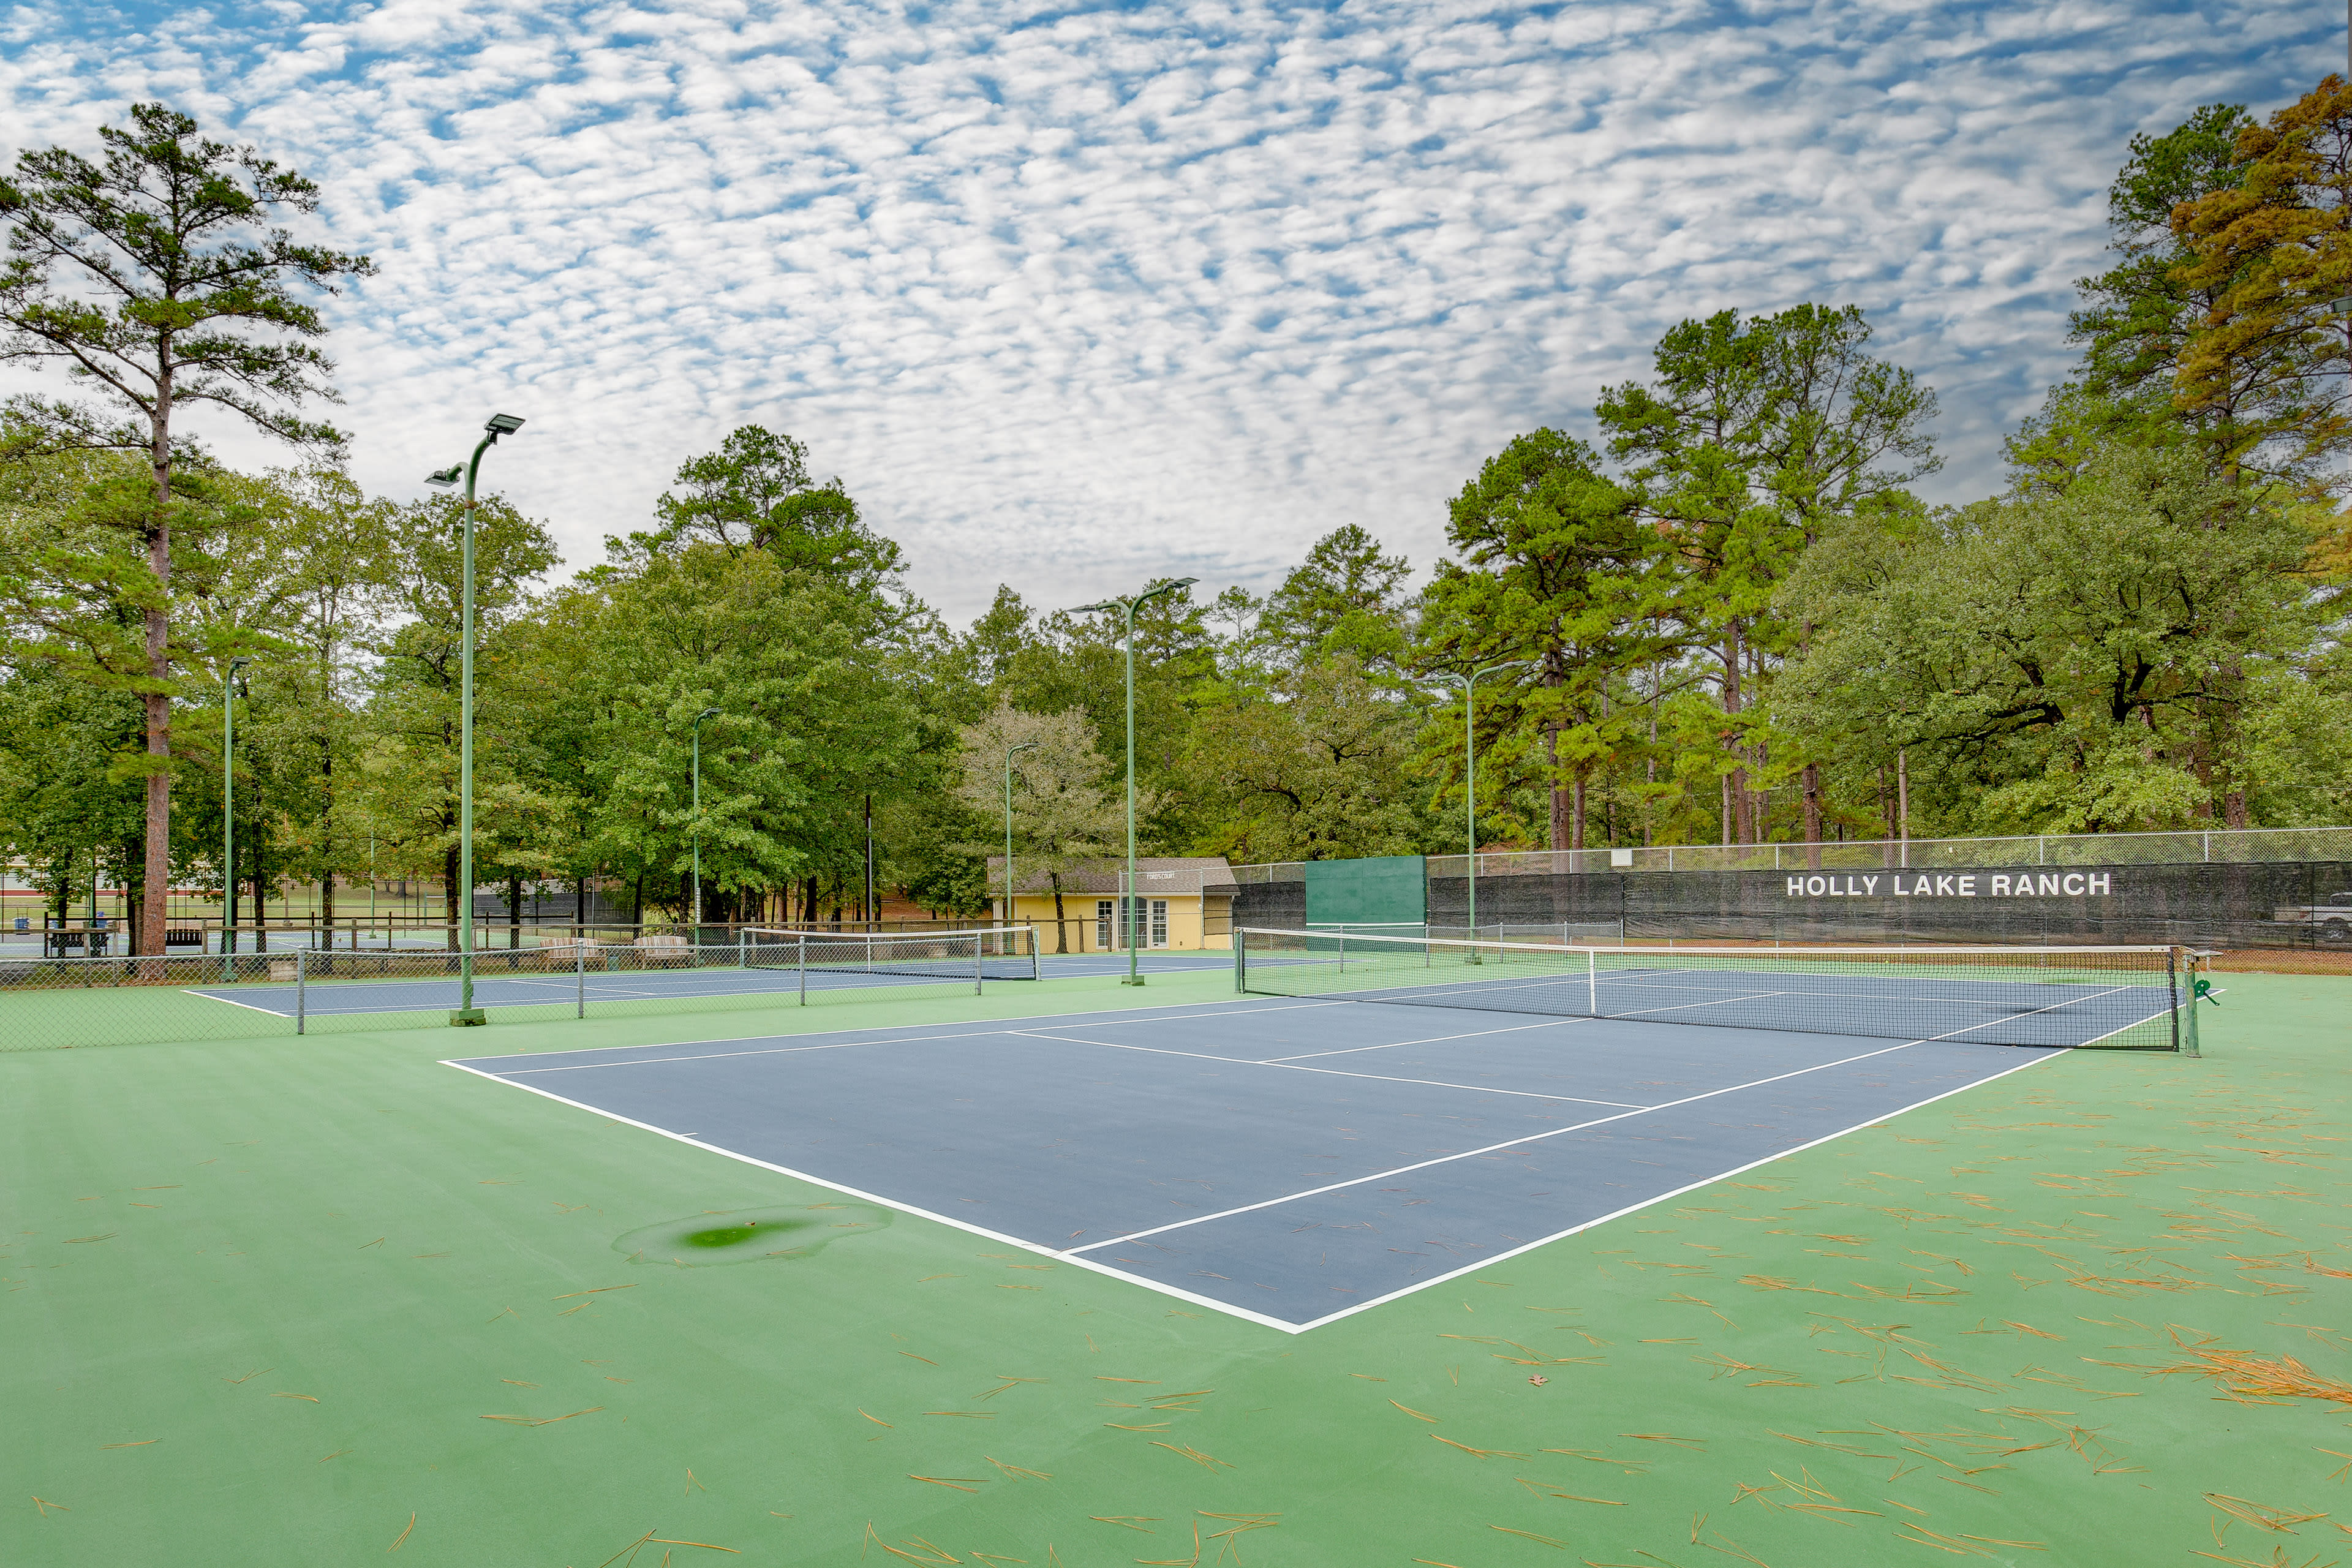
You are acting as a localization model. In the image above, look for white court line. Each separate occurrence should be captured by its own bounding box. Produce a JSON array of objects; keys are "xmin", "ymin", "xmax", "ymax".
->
[
  {"xmin": 445, "ymin": 997, "xmax": 2109, "ymax": 1335},
  {"xmin": 1085, "ymin": 982, "xmax": 2158, "ymax": 1261},
  {"xmin": 1065, "ymin": 1033, "xmax": 1935, "ymax": 1256},
  {"xmin": 183, "ymin": 989, "xmax": 292, "ymax": 1017},
  {"xmin": 1282, "ymin": 1046, "xmax": 2068, "ymax": 1333},
  {"xmin": 1003, "ymin": 1030, "xmax": 1648, "ymax": 1110},
  {"xmin": 435, "ymin": 1058, "xmax": 1303, "ymax": 1335},
  {"xmin": 1259, "ymin": 1017, "xmax": 1599, "ymax": 1063},
  {"xmin": 473, "ymin": 996, "xmax": 1361, "ymax": 1075}
]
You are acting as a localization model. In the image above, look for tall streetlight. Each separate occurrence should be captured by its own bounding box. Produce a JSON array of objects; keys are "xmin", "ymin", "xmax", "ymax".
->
[
  {"xmin": 1074, "ymin": 576, "xmax": 1197, "ymax": 985},
  {"xmin": 221, "ymin": 655, "xmax": 251, "ymax": 967},
  {"xmin": 691, "ymin": 706, "xmax": 721, "ymax": 932},
  {"xmin": 1431, "ymin": 659, "xmax": 1529, "ymax": 946},
  {"xmin": 1003, "ymin": 740, "xmax": 1038, "ymax": 926},
  {"xmin": 424, "ymin": 412, "xmax": 527, "ymax": 1025}
]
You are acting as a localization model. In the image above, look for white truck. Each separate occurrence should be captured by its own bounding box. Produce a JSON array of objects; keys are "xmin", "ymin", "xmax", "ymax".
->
[{"xmin": 2274, "ymin": 891, "xmax": 2352, "ymax": 943}]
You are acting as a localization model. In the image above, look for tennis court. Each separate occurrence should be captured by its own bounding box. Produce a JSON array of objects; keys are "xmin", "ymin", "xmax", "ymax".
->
[{"xmin": 448, "ymin": 979, "xmax": 2102, "ymax": 1330}]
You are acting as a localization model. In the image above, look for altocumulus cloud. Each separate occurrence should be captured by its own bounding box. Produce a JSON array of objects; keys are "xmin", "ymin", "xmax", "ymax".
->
[{"xmin": 0, "ymin": 0, "xmax": 2333, "ymax": 617}]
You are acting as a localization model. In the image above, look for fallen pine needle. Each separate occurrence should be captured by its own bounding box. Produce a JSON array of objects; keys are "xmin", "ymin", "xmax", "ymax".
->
[
  {"xmin": 552, "ymin": 1285, "xmax": 638, "ymax": 1301},
  {"xmin": 1390, "ymin": 1399, "xmax": 1439, "ymax": 1422},
  {"xmin": 908, "ymin": 1474, "xmax": 985, "ymax": 1491},
  {"xmin": 1150, "ymin": 1441, "xmax": 1232, "ymax": 1469},
  {"xmin": 1626, "ymin": 1433, "xmax": 1704, "ymax": 1449},
  {"xmin": 2204, "ymin": 1493, "xmax": 2327, "ymax": 1533},
  {"xmin": 273, "ymin": 1393, "xmax": 319, "ymax": 1403},
  {"xmin": 99, "ymin": 1440, "xmax": 157, "ymax": 1449},
  {"xmin": 897, "ymin": 1352, "xmax": 937, "ymax": 1366},
  {"xmin": 1090, "ymin": 1517, "xmax": 1159, "ymax": 1532},
  {"xmin": 858, "ymin": 1409, "xmax": 893, "ymax": 1427},
  {"xmin": 1490, "ymin": 1524, "xmax": 1567, "ymax": 1547},
  {"xmin": 388, "ymin": 1513, "xmax": 415, "ymax": 1552},
  {"xmin": 31, "ymin": 1497, "xmax": 69, "ymax": 1517},
  {"xmin": 648, "ymin": 1540, "xmax": 739, "ymax": 1555},
  {"xmin": 987, "ymin": 1457, "xmax": 1052, "ymax": 1480},
  {"xmin": 478, "ymin": 1408, "xmax": 601, "ymax": 1427},
  {"xmin": 1434, "ymin": 1434, "xmax": 1528, "ymax": 1458}
]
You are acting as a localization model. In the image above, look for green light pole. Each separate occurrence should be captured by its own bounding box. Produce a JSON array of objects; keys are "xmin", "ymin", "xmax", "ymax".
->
[
  {"xmin": 1433, "ymin": 660, "xmax": 1528, "ymax": 946},
  {"xmin": 1003, "ymin": 740, "xmax": 1037, "ymax": 926},
  {"xmin": 425, "ymin": 412, "xmax": 527, "ymax": 1025},
  {"xmin": 691, "ymin": 706, "xmax": 720, "ymax": 932},
  {"xmin": 1074, "ymin": 576, "xmax": 1197, "ymax": 985},
  {"xmin": 221, "ymin": 655, "xmax": 249, "ymax": 970}
]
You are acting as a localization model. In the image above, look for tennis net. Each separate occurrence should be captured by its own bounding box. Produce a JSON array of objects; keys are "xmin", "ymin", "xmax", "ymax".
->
[
  {"xmin": 1235, "ymin": 928, "xmax": 2197, "ymax": 1051},
  {"xmin": 743, "ymin": 926, "xmax": 1040, "ymax": 984}
]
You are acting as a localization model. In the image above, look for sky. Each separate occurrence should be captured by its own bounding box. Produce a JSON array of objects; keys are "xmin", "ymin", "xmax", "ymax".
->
[{"xmin": 0, "ymin": 0, "xmax": 2337, "ymax": 624}]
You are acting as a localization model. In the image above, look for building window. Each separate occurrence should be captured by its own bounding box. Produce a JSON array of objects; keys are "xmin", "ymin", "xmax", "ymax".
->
[
  {"xmin": 1096, "ymin": 900, "xmax": 1115, "ymax": 948},
  {"xmin": 1150, "ymin": 899, "xmax": 1168, "ymax": 948}
]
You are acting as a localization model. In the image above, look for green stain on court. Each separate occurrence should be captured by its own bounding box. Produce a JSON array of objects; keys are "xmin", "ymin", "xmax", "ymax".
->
[
  {"xmin": 2, "ymin": 967, "xmax": 2346, "ymax": 1566},
  {"xmin": 616, "ymin": 1204, "xmax": 890, "ymax": 1265}
]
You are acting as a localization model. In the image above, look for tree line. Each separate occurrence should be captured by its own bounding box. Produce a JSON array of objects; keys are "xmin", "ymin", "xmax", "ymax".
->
[{"xmin": 4, "ymin": 85, "xmax": 2349, "ymax": 954}]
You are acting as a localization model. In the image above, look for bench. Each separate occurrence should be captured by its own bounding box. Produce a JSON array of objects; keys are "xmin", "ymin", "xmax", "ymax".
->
[
  {"xmin": 165, "ymin": 928, "xmax": 205, "ymax": 949},
  {"xmin": 633, "ymin": 933, "xmax": 693, "ymax": 968}
]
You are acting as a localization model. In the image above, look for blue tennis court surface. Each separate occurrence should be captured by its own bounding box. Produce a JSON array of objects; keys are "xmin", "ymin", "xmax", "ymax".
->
[
  {"xmin": 447, "ymin": 990, "xmax": 2081, "ymax": 1331},
  {"xmin": 1248, "ymin": 960, "xmax": 2179, "ymax": 1047},
  {"xmin": 185, "ymin": 951, "xmax": 1224, "ymax": 1018}
]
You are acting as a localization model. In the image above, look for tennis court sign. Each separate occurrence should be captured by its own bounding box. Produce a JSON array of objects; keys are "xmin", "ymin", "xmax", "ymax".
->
[{"xmin": 1782, "ymin": 872, "xmax": 2115, "ymax": 899}]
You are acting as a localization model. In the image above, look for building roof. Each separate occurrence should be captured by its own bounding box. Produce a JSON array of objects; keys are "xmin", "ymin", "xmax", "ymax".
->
[{"xmin": 989, "ymin": 856, "xmax": 1235, "ymax": 897}]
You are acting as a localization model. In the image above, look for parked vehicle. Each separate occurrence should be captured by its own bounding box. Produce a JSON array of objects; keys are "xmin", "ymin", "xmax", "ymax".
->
[{"xmin": 2272, "ymin": 891, "xmax": 2352, "ymax": 943}]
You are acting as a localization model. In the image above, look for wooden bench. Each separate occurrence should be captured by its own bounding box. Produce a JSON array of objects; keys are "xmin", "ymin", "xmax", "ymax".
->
[{"xmin": 633, "ymin": 933, "xmax": 693, "ymax": 967}]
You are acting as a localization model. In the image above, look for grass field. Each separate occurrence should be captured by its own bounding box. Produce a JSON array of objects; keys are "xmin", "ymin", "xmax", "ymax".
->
[{"xmin": 4, "ymin": 968, "xmax": 2347, "ymax": 1567}]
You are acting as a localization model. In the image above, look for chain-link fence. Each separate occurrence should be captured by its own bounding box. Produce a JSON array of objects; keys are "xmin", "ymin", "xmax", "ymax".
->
[{"xmin": 1, "ymin": 928, "xmax": 1044, "ymax": 1054}]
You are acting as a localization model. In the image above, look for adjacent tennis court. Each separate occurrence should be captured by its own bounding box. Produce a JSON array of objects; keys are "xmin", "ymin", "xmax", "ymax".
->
[{"xmin": 448, "ymin": 981, "xmax": 2095, "ymax": 1330}]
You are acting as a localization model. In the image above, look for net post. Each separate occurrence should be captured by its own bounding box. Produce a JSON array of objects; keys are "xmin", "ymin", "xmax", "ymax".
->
[
  {"xmin": 975, "ymin": 933, "xmax": 984, "ymax": 997},
  {"xmin": 737, "ymin": 928, "xmax": 747, "ymax": 969},
  {"xmin": 799, "ymin": 933, "xmax": 807, "ymax": 1006},
  {"xmin": 1234, "ymin": 929, "xmax": 1248, "ymax": 993},
  {"xmin": 2168, "ymin": 946, "xmax": 2179, "ymax": 1054},
  {"xmin": 577, "ymin": 936, "xmax": 587, "ymax": 1020},
  {"xmin": 1588, "ymin": 948, "xmax": 1597, "ymax": 1016},
  {"xmin": 296, "ymin": 949, "xmax": 306, "ymax": 1036},
  {"xmin": 2183, "ymin": 950, "xmax": 2203, "ymax": 1058}
]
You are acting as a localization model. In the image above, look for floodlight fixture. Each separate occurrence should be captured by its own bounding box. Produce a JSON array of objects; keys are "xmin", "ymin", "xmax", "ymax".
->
[
  {"xmin": 1429, "ymin": 658, "xmax": 1534, "ymax": 946},
  {"xmin": 1072, "ymin": 573, "xmax": 1205, "ymax": 986},
  {"xmin": 426, "ymin": 413, "xmax": 532, "ymax": 1025}
]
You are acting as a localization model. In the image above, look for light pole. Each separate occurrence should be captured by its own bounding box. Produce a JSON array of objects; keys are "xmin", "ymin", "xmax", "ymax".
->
[
  {"xmin": 222, "ymin": 655, "xmax": 250, "ymax": 967},
  {"xmin": 1074, "ymin": 576, "xmax": 1197, "ymax": 985},
  {"xmin": 691, "ymin": 706, "xmax": 720, "ymax": 932},
  {"xmin": 1431, "ymin": 660, "xmax": 1528, "ymax": 946},
  {"xmin": 1003, "ymin": 740, "xmax": 1037, "ymax": 926},
  {"xmin": 424, "ymin": 412, "xmax": 527, "ymax": 1025}
]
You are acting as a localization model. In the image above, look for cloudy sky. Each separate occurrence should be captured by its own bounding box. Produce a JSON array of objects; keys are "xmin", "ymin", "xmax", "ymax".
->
[{"xmin": 0, "ymin": 0, "xmax": 2336, "ymax": 622}]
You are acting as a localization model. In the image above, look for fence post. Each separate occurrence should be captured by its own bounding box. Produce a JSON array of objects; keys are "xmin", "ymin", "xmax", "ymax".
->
[{"xmin": 296, "ymin": 949, "xmax": 306, "ymax": 1036}]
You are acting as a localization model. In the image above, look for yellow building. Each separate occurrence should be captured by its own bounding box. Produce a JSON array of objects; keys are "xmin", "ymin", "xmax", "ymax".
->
[{"xmin": 989, "ymin": 856, "xmax": 1235, "ymax": 952}]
